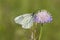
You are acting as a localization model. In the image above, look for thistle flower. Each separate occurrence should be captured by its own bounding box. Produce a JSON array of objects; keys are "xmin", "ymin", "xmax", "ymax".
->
[{"xmin": 34, "ymin": 10, "xmax": 52, "ymax": 23}]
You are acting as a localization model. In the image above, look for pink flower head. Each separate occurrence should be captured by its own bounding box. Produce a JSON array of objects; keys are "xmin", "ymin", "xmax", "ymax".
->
[{"xmin": 34, "ymin": 10, "xmax": 52, "ymax": 23}]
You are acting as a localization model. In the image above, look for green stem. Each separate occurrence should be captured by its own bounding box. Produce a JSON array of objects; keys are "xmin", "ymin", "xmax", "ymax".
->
[{"xmin": 39, "ymin": 26, "xmax": 43, "ymax": 40}]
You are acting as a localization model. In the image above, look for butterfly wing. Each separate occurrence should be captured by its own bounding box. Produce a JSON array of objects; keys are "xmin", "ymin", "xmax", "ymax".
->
[{"xmin": 14, "ymin": 14, "xmax": 34, "ymax": 29}]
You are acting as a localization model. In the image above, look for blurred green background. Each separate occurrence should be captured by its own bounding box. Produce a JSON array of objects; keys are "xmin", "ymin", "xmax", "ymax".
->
[{"xmin": 0, "ymin": 0, "xmax": 60, "ymax": 40}]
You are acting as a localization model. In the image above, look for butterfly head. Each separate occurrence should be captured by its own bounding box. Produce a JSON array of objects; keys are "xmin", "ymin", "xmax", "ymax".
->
[{"xmin": 31, "ymin": 12, "xmax": 35, "ymax": 17}]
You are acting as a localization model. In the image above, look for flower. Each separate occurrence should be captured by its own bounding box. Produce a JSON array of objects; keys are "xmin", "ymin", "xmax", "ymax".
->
[{"xmin": 34, "ymin": 10, "xmax": 52, "ymax": 23}]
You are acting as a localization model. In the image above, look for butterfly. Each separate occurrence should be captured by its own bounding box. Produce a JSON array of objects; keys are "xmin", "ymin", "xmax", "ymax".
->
[{"xmin": 14, "ymin": 13, "xmax": 35, "ymax": 29}]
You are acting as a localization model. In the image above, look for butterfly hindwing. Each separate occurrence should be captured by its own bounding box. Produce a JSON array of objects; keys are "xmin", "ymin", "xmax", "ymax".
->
[{"xmin": 22, "ymin": 15, "xmax": 34, "ymax": 29}]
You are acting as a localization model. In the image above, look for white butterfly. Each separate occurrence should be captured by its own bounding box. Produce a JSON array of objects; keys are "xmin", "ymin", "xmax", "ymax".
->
[{"xmin": 14, "ymin": 13, "xmax": 35, "ymax": 29}]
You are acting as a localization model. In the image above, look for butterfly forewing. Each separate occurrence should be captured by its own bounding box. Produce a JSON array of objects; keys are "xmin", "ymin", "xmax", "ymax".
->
[{"xmin": 14, "ymin": 13, "xmax": 34, "ymax": 29}]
